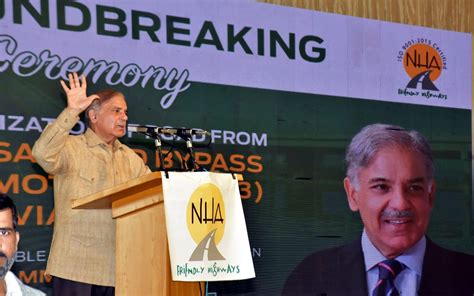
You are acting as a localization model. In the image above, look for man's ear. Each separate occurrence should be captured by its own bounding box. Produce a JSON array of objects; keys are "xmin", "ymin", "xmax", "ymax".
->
[
  {"xmin": 428, "ymin": 180, "xmax": 436, "ymax": 208},
  {"xmin": 88, "ymin": 109, "xmax": 99, "ymax": 126},
  {"xmin": 344, "ymin": 177, "xmax": 359, "ymax": 212},
  {"xmin": 15, "ymin": 231, "xmax": 20, "ymax": 250}
]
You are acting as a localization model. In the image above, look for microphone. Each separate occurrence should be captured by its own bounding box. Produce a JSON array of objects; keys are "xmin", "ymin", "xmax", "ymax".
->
[
  {"xmin": 128, "ymin": 125, "xmax": 210, "ymax": 136},
  {"xmin": 158, "ymin": 127, "xmax": 210, "ymax": 137},
  {"xmin": 127, "ymin": 125, "xmax": 155, "ymax": 134}
]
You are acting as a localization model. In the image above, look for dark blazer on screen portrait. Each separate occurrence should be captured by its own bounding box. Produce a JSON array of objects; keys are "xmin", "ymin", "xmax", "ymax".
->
[{"xmin": 282, "ymin": 237, "xmax": 474, "ymax": 296}]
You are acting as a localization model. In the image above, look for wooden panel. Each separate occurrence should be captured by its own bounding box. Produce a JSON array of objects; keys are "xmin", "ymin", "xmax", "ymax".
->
[
  {"xmin": 115, "ymin": 202, "xmax": 168, "ymax": 295},
  {"xmin": 71, "ymin": 171, "xmax": 163, "ymax": 209},
  {"xmin": 260, "ymin": 0, "xmax": 473, "ymax": 33},
  {"xmin": 111, "ymin": 185, "xmax": 163, "ymax": 218},
  {"xmin": 115, "ymin": 197, "xmax": 202, "ymax": 296}
]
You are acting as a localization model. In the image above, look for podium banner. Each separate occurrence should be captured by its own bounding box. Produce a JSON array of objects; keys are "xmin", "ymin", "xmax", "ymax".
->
[{"xmin": 161, "ymin": 171, "xmax": 255, "ymax": 281}]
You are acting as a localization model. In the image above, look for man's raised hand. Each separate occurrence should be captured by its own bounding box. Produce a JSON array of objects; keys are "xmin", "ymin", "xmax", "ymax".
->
[{"xmin": 61, "ymin": 72, "xmax": 99, "ymax": 117}]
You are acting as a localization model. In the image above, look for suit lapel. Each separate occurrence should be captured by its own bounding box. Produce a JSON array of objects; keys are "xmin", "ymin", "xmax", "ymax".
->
[
  {"xmin": 419, "ymin": 238, "xmax": 452, "ymax": 296},
  {"xmin": 337, "ymin": 239, "xmax": 369, "ymax": 296}
]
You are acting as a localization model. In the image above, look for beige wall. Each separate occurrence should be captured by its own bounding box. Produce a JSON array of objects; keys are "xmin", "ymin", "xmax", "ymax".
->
[{"xmin": 262, "ymin": 0, "xmax": 474, "ymax": 154}]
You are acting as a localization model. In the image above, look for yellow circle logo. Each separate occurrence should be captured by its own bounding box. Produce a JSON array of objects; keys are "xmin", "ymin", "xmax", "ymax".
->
[
  {"xmin": 187, "ymin": 183, "xmax": 226, "ymax": 244},
  {"xmin": 403, "ymin": 43, "xmax": 442, "ymax": 81}
]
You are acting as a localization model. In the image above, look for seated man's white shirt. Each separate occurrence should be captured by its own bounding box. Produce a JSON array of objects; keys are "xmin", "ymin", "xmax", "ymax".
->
[{"xmin": 5, "ymin": 271, "xmax": 45, "ymax": 296}]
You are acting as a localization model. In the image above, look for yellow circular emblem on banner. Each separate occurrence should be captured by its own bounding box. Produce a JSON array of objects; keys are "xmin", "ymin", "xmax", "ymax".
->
[{"xmin": 187, "ymin": 183, "xmax": 226, "ymax": 244}]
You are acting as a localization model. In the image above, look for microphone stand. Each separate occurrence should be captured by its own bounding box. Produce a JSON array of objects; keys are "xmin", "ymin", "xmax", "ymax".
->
[
  {"xmin": 154, "ymin": 136, "xmax": 169, "ymax": 178},
  {"xmin": 178, "ymin": 133, "xmax": 199, "ymax": 171}
]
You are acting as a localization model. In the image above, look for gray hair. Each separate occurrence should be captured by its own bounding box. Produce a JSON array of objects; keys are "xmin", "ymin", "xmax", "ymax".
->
[
  {"xmin": 346, "ymin": 123, "xmax": 434, "ymax": 186},
  {"xmin": 85, "ymin": 89, "xmax": 125, "ymax": 126}
]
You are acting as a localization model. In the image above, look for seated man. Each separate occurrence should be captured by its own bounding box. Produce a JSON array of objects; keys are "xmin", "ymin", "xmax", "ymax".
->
[
  {"xmin": 0, "ymin": 194, "xmax": 45, "ymax": 295},
  {"xmin": 283, "ymin": 123, "xmax": 474, "ymax": 296}
]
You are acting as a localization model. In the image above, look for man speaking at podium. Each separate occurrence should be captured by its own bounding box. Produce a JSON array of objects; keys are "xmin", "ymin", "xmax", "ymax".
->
[
  {"xmin": 33, "ymin": 73, "xmax": 150, "ymax": 295},
  {"xmin": 283, "ymin": 124, "xmax": 474, "ymax": 296}
]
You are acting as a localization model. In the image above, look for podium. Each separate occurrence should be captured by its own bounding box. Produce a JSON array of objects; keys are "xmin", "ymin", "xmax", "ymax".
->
[{"xmin": 71, "ymin": 171, "xmax": 202, "ymax": 296}]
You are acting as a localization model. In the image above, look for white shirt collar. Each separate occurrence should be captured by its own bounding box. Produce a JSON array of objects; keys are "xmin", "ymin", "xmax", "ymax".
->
[
  {"xmin": 361, "ymin": 229, "xmax": 425, "ymax": 276},
  {"xmin": 5, "ymin": 271, "xmax": 22, "ymax": 295}
]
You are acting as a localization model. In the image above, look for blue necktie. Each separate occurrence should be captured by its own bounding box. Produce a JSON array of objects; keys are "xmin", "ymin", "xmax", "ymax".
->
[{"xmin": 372, "ymin": 259, "xmax": 405, "ymax": 296}]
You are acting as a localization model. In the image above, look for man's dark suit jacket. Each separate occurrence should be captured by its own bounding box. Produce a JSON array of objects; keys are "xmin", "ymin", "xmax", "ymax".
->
[{"xmin": 282, "ymin": 237, "xmax": 474, "ymax": 296}]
